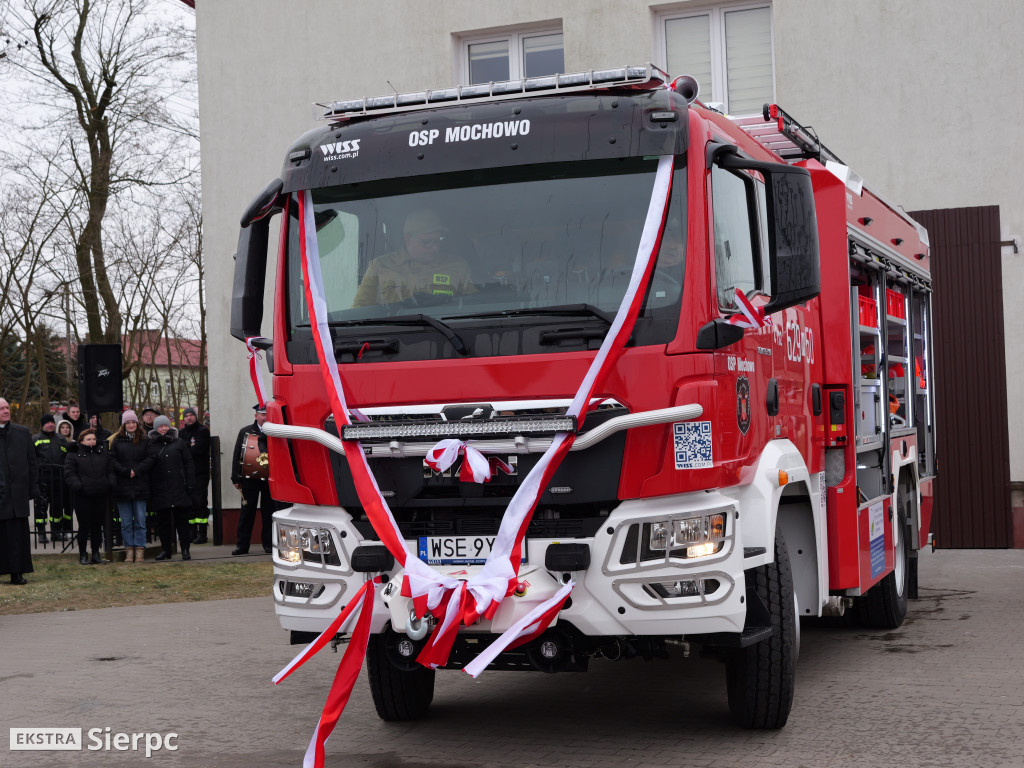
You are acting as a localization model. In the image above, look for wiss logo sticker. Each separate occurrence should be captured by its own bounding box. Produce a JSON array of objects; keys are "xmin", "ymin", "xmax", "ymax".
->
[{"xmin": 319, "ymin": 139, "xmax": 361, "ymax": 161}]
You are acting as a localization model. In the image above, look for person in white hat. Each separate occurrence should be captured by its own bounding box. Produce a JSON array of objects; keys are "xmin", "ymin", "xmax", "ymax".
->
[{"xmin": 146, "ymin": 415, "xmax": 195, "ymax": 561}]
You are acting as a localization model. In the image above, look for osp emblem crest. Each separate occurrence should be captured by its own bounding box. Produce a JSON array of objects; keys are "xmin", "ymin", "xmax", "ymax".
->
[{"xmin": 736, "ymin": 376, "xmax": 751, "ymax": 435}]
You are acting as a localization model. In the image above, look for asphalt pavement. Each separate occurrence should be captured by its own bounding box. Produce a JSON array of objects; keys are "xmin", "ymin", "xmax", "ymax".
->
[{"xmin": 2, "ymin": 546, "xmax": 1023, "ymax": 768}]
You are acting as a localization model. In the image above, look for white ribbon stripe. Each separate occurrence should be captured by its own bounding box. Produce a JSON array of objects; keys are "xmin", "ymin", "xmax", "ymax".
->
[{"xmin": 463, "ymin": 580, "xmax": 575, "ymax": 678}]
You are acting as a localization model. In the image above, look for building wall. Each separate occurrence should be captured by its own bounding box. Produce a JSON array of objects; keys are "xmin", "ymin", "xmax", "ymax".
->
[
  {"xmin": 124, "ymin": 364, "xmax": 202, "ymax": 416},
  {"xmin": 197, "ymin": 0, "xmax": 1023, "ymax": 503},
  {"xmin": 772, "ymin": 0, "xmax": 1023, "ymax": 480}
]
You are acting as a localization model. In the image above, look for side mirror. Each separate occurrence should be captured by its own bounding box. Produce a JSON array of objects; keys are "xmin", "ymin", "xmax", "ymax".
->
[
  {"xmin": 708, "ymin": 143, "xmax": 821, "ymax": 314},
  {"xmin": 696, "ymin": 318, "xmax": 745, "ymax": 350},
  {"xmin": 230, "ymin": 179, "xmax": 284, "ymax": 342}
]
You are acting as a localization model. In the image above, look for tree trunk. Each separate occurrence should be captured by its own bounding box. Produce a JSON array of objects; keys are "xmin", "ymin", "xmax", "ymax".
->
[{"xmin": 33, "ymin": 325, "xmax": 52, "ymax": 410}]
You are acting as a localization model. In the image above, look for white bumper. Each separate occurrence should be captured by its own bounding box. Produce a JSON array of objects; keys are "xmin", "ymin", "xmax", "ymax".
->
[{"xmin": 272, "ymin": 488, "xmax": 756, "ymax": 639}]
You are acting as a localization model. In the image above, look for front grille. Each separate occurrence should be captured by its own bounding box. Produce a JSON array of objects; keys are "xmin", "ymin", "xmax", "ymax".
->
[
  {"xmin": 330, "ymin": 424, "xmax": 627, "ymax": 511},
  {"xmin": 352, "ymin": 515, "xmax": 606, "ymax": 541}
]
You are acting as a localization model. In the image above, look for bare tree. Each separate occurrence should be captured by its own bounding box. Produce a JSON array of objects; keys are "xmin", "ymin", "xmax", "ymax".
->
[
  {"xmin": 102, "ymin": 183, "xmax": 206, "ymax": 415},
  {"xmin": 163, "ymin": 176, "xmax": 206, "ymax": 413},
  {"xmin": 1, "ymin": 0, "xmax": 202, "ymax": 421},
  {"xmin": 2, "ymin": 0, "xmax": 194, "ymax": 344},
  {"xmin": 0, "ymin": 154, "xmax": 71, "ymax": 421}
]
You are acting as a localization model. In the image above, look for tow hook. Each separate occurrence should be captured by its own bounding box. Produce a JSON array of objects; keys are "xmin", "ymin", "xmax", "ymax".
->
[{"xmin": 406, "ymin": 609, "xmax": 429, "ymax": 641}]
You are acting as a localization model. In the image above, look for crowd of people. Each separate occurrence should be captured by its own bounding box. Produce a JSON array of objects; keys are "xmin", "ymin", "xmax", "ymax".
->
[
  {"xmin": 0, "ymin": 399, "xmax": 219, "ymax": 584},
  {"xmin": 0, "ymin": 399, "xmax": 279, "ymax": 585},
  {"xmin": 49, "ymin": 403, "xmax": 212, "ymax": 565}
]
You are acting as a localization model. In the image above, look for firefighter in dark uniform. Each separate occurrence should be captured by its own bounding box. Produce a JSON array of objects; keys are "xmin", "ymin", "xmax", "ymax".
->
[
  {"xmin": 33, "ymin": 414, "xmax": 68, "ymax": 544},
  {"xmin": 230, "ymin": 404, "xmax": 279, "ymax": 555},
  {"xmin": 179, "ymin": 407, "xmax": 211, "ymax": 544}
]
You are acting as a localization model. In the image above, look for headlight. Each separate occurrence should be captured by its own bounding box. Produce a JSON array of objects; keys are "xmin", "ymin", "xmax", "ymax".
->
[
  {"xmin": 644, "ymin": 577, "xmax": 721, "ymax": 599},
  {"xmin": 277, "ymin": 523, "xmax": 341, "ymax": 566},
  {"xmin": 672, "ymin": 517, "xmax": 705, "ymax": 547},
  {"xmin": 277, "ymin": 579, "xmax": 327, "ymax": 598},
  {"xmin": 642, "ymin": 511, "xmax": 728, "ymax": 560},
  {"xmin": 650, "ymin": 522, "xmax": 671, "ymax": 550}
]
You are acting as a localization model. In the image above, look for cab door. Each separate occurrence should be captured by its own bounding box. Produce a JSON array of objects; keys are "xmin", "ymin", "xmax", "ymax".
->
[{"xmin": 708, "ymin": 163, "xmax": 773, "ymax": 469}]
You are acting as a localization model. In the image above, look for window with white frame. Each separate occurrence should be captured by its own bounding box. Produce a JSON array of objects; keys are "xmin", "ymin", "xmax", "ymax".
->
[
  {"xmin": 658, "ymin": 3, "xmax": 774, "ymax": 115},
  {"xmin": 459, "ymin": 26, "xmax": 564, "ymax": 85}
]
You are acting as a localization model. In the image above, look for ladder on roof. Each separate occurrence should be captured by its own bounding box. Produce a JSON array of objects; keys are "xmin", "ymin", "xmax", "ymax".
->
[{"xmin": 729, "ymin": 103, "xmax": 845, "ymax": 167}]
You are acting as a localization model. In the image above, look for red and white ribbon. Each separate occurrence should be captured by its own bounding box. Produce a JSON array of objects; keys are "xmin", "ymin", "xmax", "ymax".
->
[
  {"xmin": 463, "ymin": 153, "xmax": 676, "ymax": 624},
  {"xmin": 728, "ymin": 289, "xmax": 773, "ymax": 329},
  {"xmin": 463, "ymin": 579, "xmax": 575, "ymax": 677},
  {"xmin": 273, "ymin": 578, "xmax": 379, "ymax": 768},
  {"xmin": 424, "ymin": 439, "xmax": 513, "ymax": 483},
  {"xmin": 245, "ymin": 336, "xmax": 271, "ymax": 408},
  {"xmin": 272, "ymin": 154, "xmax": 675, "ymax": 766}
]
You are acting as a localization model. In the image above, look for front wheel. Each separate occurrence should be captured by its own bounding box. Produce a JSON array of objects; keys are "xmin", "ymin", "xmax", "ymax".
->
[
  {"xmin": 726, "ymin": 528, "xmax": 796, "ymax": 729},
  {"xmin": 366, "ymin": 632, "xmax": 435, "ymax": 721}
]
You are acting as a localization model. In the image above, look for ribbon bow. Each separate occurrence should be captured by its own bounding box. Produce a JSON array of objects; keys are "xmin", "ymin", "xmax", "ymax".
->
[{"xmin": 424, "ymin": 439, "xmax": 513, "ymax": 483}]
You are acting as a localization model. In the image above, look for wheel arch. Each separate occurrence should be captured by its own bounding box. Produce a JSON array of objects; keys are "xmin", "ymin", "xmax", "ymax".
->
[
  {"xmin": 891, "ymin": 453, "xmax": 920, "ymax": 551},
  {"xmin": 778, "ymin": 485, "xmax": 822, "ymax": 620},
  {"xmin": 728, "ymin": 440, "xmax": 826, "ymax": 618}
]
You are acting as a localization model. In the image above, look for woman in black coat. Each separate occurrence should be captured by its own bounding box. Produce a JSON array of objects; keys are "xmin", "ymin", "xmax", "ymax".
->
[
  {"xmin": 146, "ymin": 415, "xmax": 195, "ymax": 561},
  {"xmin": 53, "ymin": 419, "xmax": 77, "ymax": 541},
  {"xmin": 108, "ymin": 410, "xmax": 153, "ymax": 563},
  {"xmin": 63, "ymin": 428, "xmax": 112, "ymax": 565}
]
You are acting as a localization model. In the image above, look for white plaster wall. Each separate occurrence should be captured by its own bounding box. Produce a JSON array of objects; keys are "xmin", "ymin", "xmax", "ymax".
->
[
  {"xmin": 197, "ymin": 0, "xmax": 1024, "ymax": 502},
  {"xmin": 773, "ymin": 0, "xmax": 1024, "ymax": 480}
]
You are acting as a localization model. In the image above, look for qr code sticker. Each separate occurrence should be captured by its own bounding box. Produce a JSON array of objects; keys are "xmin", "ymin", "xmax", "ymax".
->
[{"xmin": 674, "ymin": 421, "xmax": 712, "ymax": 470}]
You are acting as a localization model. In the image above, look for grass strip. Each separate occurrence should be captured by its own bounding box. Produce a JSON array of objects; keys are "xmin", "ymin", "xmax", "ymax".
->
[{"xmin": 0, "ymin": 554, "xmax": 273, "ymax": 615}]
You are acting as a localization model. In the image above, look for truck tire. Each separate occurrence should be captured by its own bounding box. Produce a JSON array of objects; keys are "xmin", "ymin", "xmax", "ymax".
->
[
  {"xmin": 726, "ymin": 528, "xmax": 796, "ymax": 729},
  {"xmin": 366, "ymin": 633, "xmax": 435, "ymax": 721},
  {"xmin": 855, "ymin": 495, "xmax": 909, "ymax": 629}
]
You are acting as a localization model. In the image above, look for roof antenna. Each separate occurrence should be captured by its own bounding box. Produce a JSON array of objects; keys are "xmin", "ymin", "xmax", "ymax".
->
[{"xmin": 386, "ymin": 80, "xmax": 399, "ymax": 95}]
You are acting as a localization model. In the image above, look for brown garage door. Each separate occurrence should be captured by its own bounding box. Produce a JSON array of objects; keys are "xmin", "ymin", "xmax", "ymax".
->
[{"xmin": 909, "ymin": 206, "xmax": 1012, "ymax": 547}]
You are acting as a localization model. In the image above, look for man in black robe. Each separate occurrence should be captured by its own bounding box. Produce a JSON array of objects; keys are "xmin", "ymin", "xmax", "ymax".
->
[{"xmin": 0, "ymin": 398, "xmax": 39, "ymax": 585}]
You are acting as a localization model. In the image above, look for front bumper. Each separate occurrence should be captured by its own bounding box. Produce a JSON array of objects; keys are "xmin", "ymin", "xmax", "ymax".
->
[{"xmin": 271, "ymin": 490, "xmax": 749, "ymax": 639}]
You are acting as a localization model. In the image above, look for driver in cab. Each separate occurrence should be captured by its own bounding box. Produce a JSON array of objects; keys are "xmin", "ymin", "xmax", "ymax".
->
[{"xmin": 352, "ymin": 209, "xmax": 476, "ymax": 307}]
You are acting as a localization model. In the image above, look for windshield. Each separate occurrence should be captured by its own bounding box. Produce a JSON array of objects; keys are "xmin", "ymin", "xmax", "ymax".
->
[{"xmin": 287, "ymin": 157, "xmax": 686, "ymax": 345}]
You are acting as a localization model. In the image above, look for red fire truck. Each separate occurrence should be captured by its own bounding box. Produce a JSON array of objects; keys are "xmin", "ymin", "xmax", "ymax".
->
[{"xmin": 232, "ymin": 65, "xmax": 934, "ymax": 729}]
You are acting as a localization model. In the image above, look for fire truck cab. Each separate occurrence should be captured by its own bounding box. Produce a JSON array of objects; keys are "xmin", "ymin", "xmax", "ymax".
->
[{"xmin": 231, "ymin": 65, "xmax": 934, "ymax": 729}]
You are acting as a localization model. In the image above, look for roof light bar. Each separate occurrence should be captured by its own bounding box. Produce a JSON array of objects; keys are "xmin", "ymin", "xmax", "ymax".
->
[
  {"xmin": 341, "ymin": 416, "xmax": 578, "ymax": 442},
  {"xmin": 317, "ymin": 65, "xmax": 666, "ymax": 121}
]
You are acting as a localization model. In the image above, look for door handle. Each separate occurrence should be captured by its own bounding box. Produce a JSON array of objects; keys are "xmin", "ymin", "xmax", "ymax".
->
[{"xmin": 766, "ymin": 378, "xmax": 779, "ymax": 416}]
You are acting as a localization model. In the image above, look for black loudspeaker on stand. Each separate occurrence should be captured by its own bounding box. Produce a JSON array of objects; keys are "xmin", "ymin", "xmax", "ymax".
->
[{"xmin": 77, "ymin": 344, "xmax": 123, "ymax": 413}]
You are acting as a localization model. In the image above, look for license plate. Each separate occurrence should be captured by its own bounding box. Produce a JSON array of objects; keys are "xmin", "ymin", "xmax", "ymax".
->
[{"xmin": 417, "ymin": 535, "xmax": 526, "ymax": 566}]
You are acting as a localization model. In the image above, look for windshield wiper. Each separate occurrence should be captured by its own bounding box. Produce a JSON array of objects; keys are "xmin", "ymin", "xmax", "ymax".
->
[
  {"xmin": 331, "ymin": 314, "xmax": 467, "ymax": 355},
  {"xmin": 457, "ymin": 303, "xmax": 615, "ymax": 325}
]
